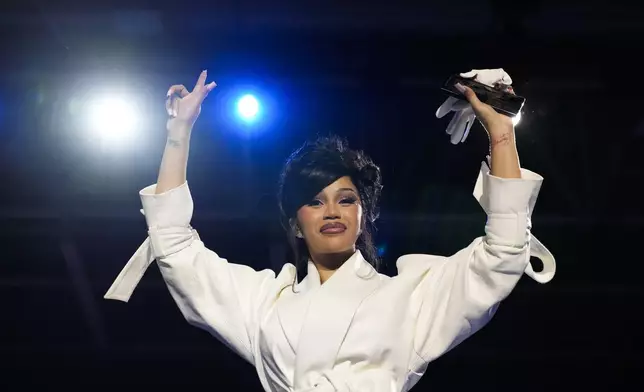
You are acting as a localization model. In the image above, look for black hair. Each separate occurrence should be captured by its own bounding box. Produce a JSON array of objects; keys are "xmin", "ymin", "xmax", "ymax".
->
[{"xmin": 277, "ymin": 135, "xmax": 383, "ymax": 282}]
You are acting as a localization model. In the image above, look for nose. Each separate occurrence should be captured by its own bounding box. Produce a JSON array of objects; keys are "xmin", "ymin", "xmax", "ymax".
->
[{"xmin": 323, "ymin": 203, "xmax": 340, "ymax": 220}]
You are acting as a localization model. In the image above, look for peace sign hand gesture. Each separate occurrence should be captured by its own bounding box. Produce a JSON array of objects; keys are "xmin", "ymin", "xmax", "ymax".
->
[{"xmin": 165, "ymin": 70, "xmax": 217, "ymax": 136}]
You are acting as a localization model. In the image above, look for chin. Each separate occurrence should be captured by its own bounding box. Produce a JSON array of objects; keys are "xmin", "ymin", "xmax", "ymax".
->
[{"xmin": 316, "ymin": 237, "xmax": 356, "ymax": 254}]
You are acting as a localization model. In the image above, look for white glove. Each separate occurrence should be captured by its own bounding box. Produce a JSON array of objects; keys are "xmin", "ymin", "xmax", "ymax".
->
[{"xmin": 436, "ymin": 68, "xmax": 514, "ymax": 144}]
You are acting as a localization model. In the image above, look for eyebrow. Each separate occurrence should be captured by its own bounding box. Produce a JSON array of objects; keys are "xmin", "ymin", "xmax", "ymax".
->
[
  {"xmin": 337, "ymin": 188, "xmax": 358, "ymax": 195},
  {"xmin": 313, "ymin": 188, "xmax": 359, "ymax": 200}
]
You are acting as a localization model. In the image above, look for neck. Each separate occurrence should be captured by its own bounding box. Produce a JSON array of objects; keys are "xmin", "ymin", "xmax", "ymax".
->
[{"xmin": 310, "ymin": 249, "xmax": 356, "ymax": 284}]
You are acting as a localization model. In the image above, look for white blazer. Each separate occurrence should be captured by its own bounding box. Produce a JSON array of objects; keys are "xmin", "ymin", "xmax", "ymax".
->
[{"xmin": 105, "ymin": 162, "xmax": 556, "ymax": 392}]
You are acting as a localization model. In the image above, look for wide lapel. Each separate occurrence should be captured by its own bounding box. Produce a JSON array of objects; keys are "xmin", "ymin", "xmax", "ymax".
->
[
  {"xmin": 275, "ymin": 262, "xmax": 321, "ymax": 354},
  {"xmin": 293, "ymin": 251, "xmax": 382, "ymax": 389}
]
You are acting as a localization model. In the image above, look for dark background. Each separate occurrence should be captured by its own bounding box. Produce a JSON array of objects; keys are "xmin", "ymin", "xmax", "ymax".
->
[{"xmin": 1, "ymin": 0, "xmax": 642, "ymax": 390}]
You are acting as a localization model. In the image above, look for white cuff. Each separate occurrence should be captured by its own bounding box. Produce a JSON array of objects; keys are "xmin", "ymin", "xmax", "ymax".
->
[
  {"xmin": 104, "ymin": 182, "xmax": 197, "ymax": 302},
  {"xmin": 139, "ymin": 182, "xmax": 193, "ymax": 229},
  {"xmin": 473, "ymin": 162, "xmax": 556, "ymax": 283}
]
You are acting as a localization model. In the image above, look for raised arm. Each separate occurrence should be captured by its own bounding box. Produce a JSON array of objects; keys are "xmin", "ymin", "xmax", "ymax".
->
[
  {"xmin": 156, "ymin": 70, "xmax": 216, "ymax": 193},
  {"xmin": 104, "ymin": 71, "xmax": 294, "ymax": 364},
  {"xmin": 405, "ymin": 159, "xmax": 544, "ymax": 366},
  {"xmin": 138, "ymin": 181, "xmax": 291, "ymax": 365},
  {"xmin": 404, "ymin": 79, "xmax": 556, "ymax": 371}
]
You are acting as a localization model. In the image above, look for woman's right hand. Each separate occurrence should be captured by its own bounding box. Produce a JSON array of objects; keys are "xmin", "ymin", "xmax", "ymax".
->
[{"xmin": 165, "ymin": 70, "xmax": 217, "ymax": 137}]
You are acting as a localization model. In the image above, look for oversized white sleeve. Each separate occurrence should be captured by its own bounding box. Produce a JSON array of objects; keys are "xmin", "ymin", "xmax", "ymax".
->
[
  {"xmin": 104, "ymin": 182, "xmax": 292, "ymax": 364},
  {"xmin": 402, "ymin": 163, "xmax": 556, "ymax": 367}
]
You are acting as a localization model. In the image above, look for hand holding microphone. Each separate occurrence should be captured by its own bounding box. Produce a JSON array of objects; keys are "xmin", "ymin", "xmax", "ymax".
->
[{"xmin": 436, "ymin": 68, "xmax": 517, "ymax": 144}]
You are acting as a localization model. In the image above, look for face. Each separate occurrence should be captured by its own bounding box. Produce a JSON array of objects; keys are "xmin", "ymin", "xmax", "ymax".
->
[{"xmin": 295, "ymin": 176, "xmax": 363, "ymax": 259}]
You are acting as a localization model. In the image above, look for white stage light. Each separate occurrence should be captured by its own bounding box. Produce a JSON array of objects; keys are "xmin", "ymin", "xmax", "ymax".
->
[
  {"xmin": 86, "ymin": 97, "xmax": 140, "ymax": 142},
  {"xmin": 236, "ymin": 94, "xmax": 260, "ymax": 121}
]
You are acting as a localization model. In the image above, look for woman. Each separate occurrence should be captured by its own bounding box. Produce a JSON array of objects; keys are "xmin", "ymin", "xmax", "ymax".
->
[{"xmin": 105, "ymin": 69, "xmax": 556, "ymax": 391}]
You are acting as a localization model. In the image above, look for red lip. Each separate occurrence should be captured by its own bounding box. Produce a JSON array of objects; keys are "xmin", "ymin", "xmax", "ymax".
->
[{"xmin": 320, "ymin": 222, "xmax": 347, "ymax": 233}]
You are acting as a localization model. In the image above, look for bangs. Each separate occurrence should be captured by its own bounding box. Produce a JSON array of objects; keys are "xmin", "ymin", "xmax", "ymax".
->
[
  {"xmin": 278, "ymin": 135, "xmax": 382, "ymax": 227},
  {"xmin": 280, "ymin": 152, "xmax": 355, "ymax": 219}
]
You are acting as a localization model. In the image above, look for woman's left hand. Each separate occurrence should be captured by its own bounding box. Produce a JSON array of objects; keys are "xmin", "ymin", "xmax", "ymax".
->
[{"xmin": 455, "ymin": 82, "xmax": 514, "ymax": 139}]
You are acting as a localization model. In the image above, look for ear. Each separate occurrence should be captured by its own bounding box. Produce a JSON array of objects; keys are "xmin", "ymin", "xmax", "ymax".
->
[
  {"xmin": 358, "ymin": 213, "xmax": 367, "ymax": 236},
  {"xmin": 290, "ymin": 218, "xmax": 304, "ymax": 239}
]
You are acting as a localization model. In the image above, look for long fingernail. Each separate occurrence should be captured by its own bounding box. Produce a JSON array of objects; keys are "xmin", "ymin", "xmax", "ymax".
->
[
  {"xmin": 166, "ymin": 88, "xmax": 172, "ymax": 97},
  {"xmin": 455, "ymin": 83, "xmax": 467, "ymax": 94}
]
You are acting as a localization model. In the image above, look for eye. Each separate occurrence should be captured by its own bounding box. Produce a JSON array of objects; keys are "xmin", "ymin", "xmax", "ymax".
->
[
  {"xmin": 307, "ymin": 199, "xmax": 322, "ymax": 207},
  {"xmin": 339, "ymin": 197, "xmax": 358, "ymax": 205}
]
